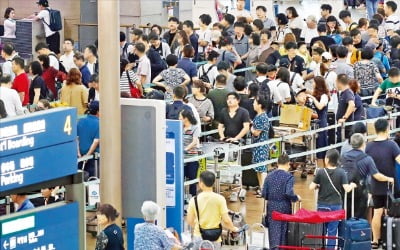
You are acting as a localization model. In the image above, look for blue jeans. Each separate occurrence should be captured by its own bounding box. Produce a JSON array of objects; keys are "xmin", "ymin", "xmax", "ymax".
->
[
  {"xmin": 318, "ymin": 204, "xmax": 342, "ymax": 248},
  {"xmin": 366, "ymin": 0, "xmax": 378, "ymax": 19}
]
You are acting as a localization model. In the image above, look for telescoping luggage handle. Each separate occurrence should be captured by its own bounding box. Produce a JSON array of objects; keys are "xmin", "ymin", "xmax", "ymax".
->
[
  {"xmin": 292, "ymin": 201, "xmax": 302, "ymax": 214},
  {"xmin": 344, "ymin": 189, "xmax": 355, "ymax": 219},
  {"xmin": 386, "ymin": 182, "xmax": 395, "ymax": 210}
]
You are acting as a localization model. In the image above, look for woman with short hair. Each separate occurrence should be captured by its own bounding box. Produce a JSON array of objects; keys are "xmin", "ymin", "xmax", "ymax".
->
[
  {"xmin": 95, "ymin": 204, "xmax": 124, "ymax": 250},
  {"xmin": 28, "ymin": 61, "xmax": 48, "ymax": 105}
]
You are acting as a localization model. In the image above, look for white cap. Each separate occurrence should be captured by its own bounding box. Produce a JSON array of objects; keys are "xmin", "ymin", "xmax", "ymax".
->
[{"xmin": 322, "ymin": 52, "xmax": 332, "ymax": 60}]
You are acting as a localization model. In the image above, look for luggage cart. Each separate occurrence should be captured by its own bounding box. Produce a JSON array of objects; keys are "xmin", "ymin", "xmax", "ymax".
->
[
  {"xmin": 222, "ymin": 210, "xmax": 247, "ymax": 246},
  {"xmin": 246, "ymin": 223, "xmax": 269, "ymax": 249}
]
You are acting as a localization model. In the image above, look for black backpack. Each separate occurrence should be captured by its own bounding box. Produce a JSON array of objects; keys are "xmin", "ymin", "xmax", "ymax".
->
[
  {"xmin": 49, "ymin": 53, "xmax": 67, "ymax": 74},
  {"xmin": 253, "ymin": 78, "xmax": 271, "ymax": 99},
  {"xmin": 199, "ymin": 64, "xmax": 215, "ymax": 84},
  {"xmin": 341, "ymin": 153, "xmax": 368, "ymax": 184}
]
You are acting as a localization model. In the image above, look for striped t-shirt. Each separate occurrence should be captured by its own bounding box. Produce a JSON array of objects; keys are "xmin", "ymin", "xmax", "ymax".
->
[{"xmin": 120, "ymin": 70, "xmax": 140, "ymax": 93}]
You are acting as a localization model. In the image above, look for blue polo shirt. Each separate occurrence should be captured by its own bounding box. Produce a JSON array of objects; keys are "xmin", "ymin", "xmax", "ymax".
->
[
  {"xmin": 77, "ymin": 115, "xmax": 100, "ymax": 155},
  {"xmin": 80, "ymin": 65, "xmax": 91, "ymax": 87},
  {"xmin": 17, "ymin": 199, "xmax": 34, "ymax": 212}
]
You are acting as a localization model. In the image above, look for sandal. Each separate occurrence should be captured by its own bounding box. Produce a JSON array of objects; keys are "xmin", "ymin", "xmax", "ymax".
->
[
  {"xmin": 371, "ymin": 242, "xmax": 379, "ymax": 249},
  {"xmin": 254, "ymin": 189, "xmax": 261, "ymax": 196}
]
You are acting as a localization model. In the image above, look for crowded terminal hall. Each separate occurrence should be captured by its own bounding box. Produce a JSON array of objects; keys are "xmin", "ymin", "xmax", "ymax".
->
[{"xmin": 1, "ymin": 0, "xmax": 400, "ymax": 249}]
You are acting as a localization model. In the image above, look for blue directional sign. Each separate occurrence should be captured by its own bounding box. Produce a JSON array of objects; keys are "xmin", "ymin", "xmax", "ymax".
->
[
  {"xmin": 0, "ymin": 202, "xmax": 79, "ymax": 250},
  {"xmin": 0, "ymin": 142, "xmax": 77, "ymax": 192},
  {"xmin": 0, "ymin": 108, "xmax": 77, "ymax": 157}
]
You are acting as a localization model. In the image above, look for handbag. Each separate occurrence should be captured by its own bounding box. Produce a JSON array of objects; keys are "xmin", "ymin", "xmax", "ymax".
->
[
  {"xmin": 194, "ymin": 196, "xmax": 222, "ymax": 241},
  {"xmin": 126, "ymin": 70, "xmax": 142, "ymax": 98}
]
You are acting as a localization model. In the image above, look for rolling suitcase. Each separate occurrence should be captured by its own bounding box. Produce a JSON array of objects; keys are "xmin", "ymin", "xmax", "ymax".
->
[
  {"xmin": 342, "ymin": 190, "xmax": 372, "ymax": 250},
  {"xmin": 382, "ymin": 184, "xmax": 400, "ymax": 250},
  {"xmin": 241, "ymin": 149, "xmax": 259, "ymax": 188}
]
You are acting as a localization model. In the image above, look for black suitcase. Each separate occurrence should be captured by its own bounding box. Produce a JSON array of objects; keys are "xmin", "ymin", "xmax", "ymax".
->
[
  {"xmin": 241, "ymin": 149, "xmax": 259, "ymax": 188},
  {"xmin": 327, "ymin": 112, "xmax": 336, "ymax": 145},
  {"xmin": 382, "ymin": 216, "xmax": 400, "ymax": 249},
  {"xmin": 287, "ymin": 222, "xmax": 324, "ymax": 247}
]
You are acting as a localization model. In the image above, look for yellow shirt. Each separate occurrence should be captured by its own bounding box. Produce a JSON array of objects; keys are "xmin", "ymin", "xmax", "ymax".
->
[
  {"xmin": 188, "ymin": 191, "xmax": 229, "ymax": 241},
  {"xmin": 60, "ymin": 84, "xmax": 89, "ymax": 115}
]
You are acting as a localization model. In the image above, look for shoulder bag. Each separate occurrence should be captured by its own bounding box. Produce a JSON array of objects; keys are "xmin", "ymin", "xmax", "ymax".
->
[
  {"xmin": 126, "ymin": 70, "xmax": 142, "ymax": 98},
  {"xmin": 323, "ymin": 168, "xmax": 342, "ymax": 199},
  {"xmin": 194, "ymin": 196, "xmax": 222, "ymax": 241}
]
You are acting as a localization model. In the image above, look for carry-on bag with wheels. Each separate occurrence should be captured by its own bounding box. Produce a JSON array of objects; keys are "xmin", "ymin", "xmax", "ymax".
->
[
  {"xmin": 382, "ymin": 183, "xmax": 400, "ymax": 250},
  {"xmin": 241, "ymin": 149, "xmax": 259, "ymax": 188},
  {"xmin": 342, "ymin": 189, "xmax": 371, "ymax": 250}
]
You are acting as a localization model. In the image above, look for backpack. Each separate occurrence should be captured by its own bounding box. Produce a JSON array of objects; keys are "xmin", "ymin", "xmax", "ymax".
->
[
  {"xmin": 43, "ymin": 8, "xmax": 62, "ymax": 32},
  {"xmin": 166, "ymin": 103, "xmax": 191, "ymax": 120},
  {"xmin": 199, "ymin": 65, "xmax": 215, "ymax": 84},
  {"xmin": 350, "ymin": 49, "xmax": 362, "ymax": 65},
  {"xmin": 341, "ymin": 153, "xmax": 368, "ymax": 185},
  {"xmin": 49, "ymin": 53, "xmax": 67, "ymax": 74},
  {"xmin": 277, "ymin": 81, "xmax": 296, "ymax": 104},
  {"xmin": 329, "ymin": 34, "xmax": 342, "ymax": 45},
  {"xmin": 121, "ymin": 42, "xmax": 133, "ymax": 60},
  {"xmin": 253, "ymin": 78, "xmax": 271, "ymax": 99}
]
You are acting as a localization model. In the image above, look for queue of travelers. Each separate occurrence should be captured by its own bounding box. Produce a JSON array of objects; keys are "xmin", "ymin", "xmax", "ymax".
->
[{"xmin": 2, "ymin": 0, "xmax": 400, "ymax": 249}]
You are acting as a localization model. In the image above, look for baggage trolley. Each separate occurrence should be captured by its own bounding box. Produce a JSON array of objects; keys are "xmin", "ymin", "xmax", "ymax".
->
[
  {"xmin": 199, "ymin": 240, "xmax": 215, "ymax": 250},
  {"xmin": 246, "ymin": 223, "xmax": 268, "ymax": 250}
]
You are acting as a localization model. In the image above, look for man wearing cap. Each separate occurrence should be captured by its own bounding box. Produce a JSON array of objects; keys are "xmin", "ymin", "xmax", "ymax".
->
[
  {"xmin": 30, "ymin": 0, "xmax": 60, "ymax": 54},
  {"xmin": 300, "ymin": 15, "xmax": 319, "ymax": 47},
  {"xmin": 77, "ymin": 101, "xmax": 100, "ymax": 178}
]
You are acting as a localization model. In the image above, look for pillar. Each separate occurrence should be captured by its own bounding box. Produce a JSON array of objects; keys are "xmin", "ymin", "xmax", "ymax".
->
[{"xmin": 98, "ymin": 0, "xmax": 122, "ymax": 218}]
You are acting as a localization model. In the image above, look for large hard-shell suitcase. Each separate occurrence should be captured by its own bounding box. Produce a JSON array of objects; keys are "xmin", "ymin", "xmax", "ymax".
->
[
  {"xmin": 241, "ymin": 149, "xmax": 259, "ymax": 188},
  {"xmin": 287, "ymin": 222, "xmax": 324, "ymax": 247},
  {"xmin": 342, "ymin": 190, "xmax": 372, "ymax": 250},
  {"xmin": 382, "ymin": 216, "xmax": 400, "ymax": 249}
]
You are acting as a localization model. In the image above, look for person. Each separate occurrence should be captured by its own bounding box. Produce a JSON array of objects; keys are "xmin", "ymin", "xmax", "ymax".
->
[
  {"xmin": 307, "ymin": 76, "xmax": 330, "ymax": 164},
  {"xmin": 207, "ymin": 74, "xmax": 229, "ymax": 125},
  {"xmin": 353, "ymin": 47, "xmax": 383, "ymax": 96},
  {"xmin": 197, "ymin": 14, "xmax": 212, "ymax": 61},
  {"xmin": 275, "ymin": 13, "xmax": 292, "ymax": 45},
  {"xmin": 251, "ymin": 95, "xmax": 270, "ymax": 197},
  {"xmin": 95, "ymin": 203, "xmax": 124, "ymax": 250},
  {"xmin": 228, "ymin": 0, "xmax": 252, "ymax": 23},
  {"xmin": 73, "ymin": 52, "xmax": 91, "ymax": 87},
  {"xmin": 233, "ymin": 22, "xmax": 249, "ymax": 67},
  {"xmin": 348, "ymin": 79, "xmax": 365, "ymax": 121},
  {"xmin": 341, "ymin": 122, "xmax": 367, "ymax": 156},
  {"xmin": 197, "ymin": 50, "xmax": 220, "ymax": 89},
  {"xmin": 134, "ymin": 42, "xmax": 151, "ymax": 84},
  {"xmin": 37, "ymin": 98, "xmax": 52, "ymax": 110},
  {"xmin": 187, "ymin": 171, "xmax": 239, "ymax": 249},
  {"xmin": 300, "ymin": 15, "xmax": 319, "ymax": 47},
  {"xmin": 343, "ymin": 133, "xmax": 395, "ymax": 220},
  {"xmin": 217, "ymin": 36, "xmax": 241, "ymax": 69},
  {"xmin": 3, "ymin": 7, "xmax": 16, "ymax": 38},
  {"xmin": 153, "ymin": 54, "xmax": 190, "ymax": 99},
  {"xmin": 173, "ymin": 30, "xmax": 189, "ymax": 60},
  {"xmin": 326, "ymin": 16, "xmax": 341, "ymax": 36},
  {"xmin": 189, "ymin": 80, "xmax": 214, "ymax": 126},
  {"xmin": 148, "ymin": 31, "xmax": 171, "ymax": 61},
  {"xmin": 262, "ymin": 153, "xmax": 300, "ymax": 249},
  {"xmin": 59, "ymin": 38, "xmax": 77, "ymax": 72},
  {"xmin": 338, "ymin": 10, "xmax": 357, "ymax": 32},
  {"xmin": 366, "ymin": 119, "xmax": 400, "ymax": 249},
  {"xmin": 371, "ymin": 67, "xmax": 400, "ymax": 107},
  {"xmin": 286, "ymin": 6, "xmax": 304, "ymax": 40},
  {"xmin": 272, "ymin": 66, "xmax": 292, "ymax": 106},
  {"xmin": 120, "ymin": 31, "xmax": 134, "ymax": 61},
  {"xmin": 135, "ymin": 201, "xmax": 180, "ymax": 250},
  {"xmin": 313, "ymin": 52, "xmax": 337, "ymax": 92},
  {"xmin": 309, "ymin": 149, "xmax": 356, "ymax": 248},
  {"xmin": 119, "ymin": 59, "xmax": 142, "ymax": 98},
  {"xmin": 38, "ymin": 54, "xmax": 66, "ymax": 98},
  {"xmin": 10, "ymin": 193, "xmax": 35, "ymax": 212},
  {"xmin": 183, "ymin": 20, "xmax": 199, "ymax": 59},
  {"xmin": 384, "ymin": 1, "xmax": 400, "ymax": 33},
  {"xmin": 281, "ymin": 42, "xmax": 307, "ymax": 79},
  {"xmin": 1, "ymin": 43, "xmax": 18, "ymax": 81},
  {"xmin": 179, "ymin": 109, "xmax": 200, "ymax": 196},
  {"xmin": 177, "ymin": 44, "xmax": 198, "ymax": 92},
  {"xmin": 77, "ymin": 101, "xmax": 100, "ymax": 178},
  {"xmin": 28, "ymin": 61, "xmax": 48, "ymax": 105},
  {"xmin": 140, "ymin": 35, "xmax": 167, "ymax": 83},
  {"xmin": 318, "ymin": 4, "xmax": 332, "ymax": 27},
  {"xmin": 336, "ymin": 74, "xmax": 355, "ymax": 142},
  {"xmin": 166, "ymin": 86, "xmax": 192, "ymax": 120},
  {"xmin": 83, "ymin": 44, "xmax": 99, "ymax": 75},
  {"xmin": 217, "ymin": 61, "xmax": 236, "ymax": 92},
  {"xmin": 35, "ymin": 42, "xmax": 60, "ymax": 71},
  {"xmin": 218, "ymin": 92, "xmax": 250, "ymax": 142},
  {"xmin": 0, "ymin": 100, "xmax": 7, "ymax": 119},
  {"xmin": 30, "ymin": 187, "xmax": 59, "ymax": 207},
  {"xmin": 310, "ymin": 25, "xmax": 336, "ymax": 52},
  {"xmin": 163, "ymin": 17, "xmax": 180, "ymax": 50},
  {"xmin": 11, "ymin": 57, "xmax": 30, "ymax": 106},
  {"xmin": 243, "ymin": 33, "xmax": 260, "ymax": 82},
  {"xmin": 255, "ymin": 6, "xmax": 276, "ymax": 31},
  {"xmin": 0, "ymin": 75, "xmax": 24, "ymax": 117},
  {"xmin": 333, "ymin": 46, "xmax": 354, "ymax": 78},
  {"xmin": 30, "ymin": 0, "xmax": 60, "ymax": 54},
  {"xmin": 350, "ymin": 29, "xmax": 365, "ymax": 50},
  {"xmin": 60, "ymin": 68, "xmax": 89, "ymax": 115},
  {"xmin": 258, "ymin": 29, "xmax": 274, "ymax": 63}
]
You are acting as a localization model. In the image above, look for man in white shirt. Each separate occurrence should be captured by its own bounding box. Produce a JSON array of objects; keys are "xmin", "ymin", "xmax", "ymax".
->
[
  {"xmin": 1, "ymin": 43, "xmax": 18, "ymax": 81},
  {"xmin": 384, "ymin": 1, "xmax": 400, "ymax": 35},
  {"xmin": 31, "ymin": 0, "xmax": 60, "ymax": 54},
  {"xmin": 0, "ymin": 75, "xmax": 24, "ymax": 117},
  {"xmin": 134, "ymin": 42, "xmax": 151, "ymax": 84},
  {"xmin": 300, "ymin": 15, "xmax": 319, "ymax": 46},
  {"xmin": 84, "ymin": 45, "xmax": 99, "ymax": 75},
  {"xmin": 229, "ymin": 0, "xmax": 252, "ymax": 23},
  {"xmin": 255, "ymin": 6, "xmax": 276, "ymax": 31},
  {"xmin": 60, "ymin": 38, "xmax": 77, "ymax": 73},
  {"xmin": 35, "ymin": 42, "xmax": 59, "ymax": 70},
  {"xmin": 198, "ymin": 14, "xmax": 212, "ymax": 59}
]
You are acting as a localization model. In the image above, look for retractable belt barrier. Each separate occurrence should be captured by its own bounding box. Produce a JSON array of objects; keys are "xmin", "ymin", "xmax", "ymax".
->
[{"xmin": 183, "ymin": 112, "xmax": 400, "ymax": 186}]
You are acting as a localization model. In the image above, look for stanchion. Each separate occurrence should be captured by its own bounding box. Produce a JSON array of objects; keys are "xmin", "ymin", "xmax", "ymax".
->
[{"xmin": 213, "ymin": 148, "xmax": 221, "ymax": 194}]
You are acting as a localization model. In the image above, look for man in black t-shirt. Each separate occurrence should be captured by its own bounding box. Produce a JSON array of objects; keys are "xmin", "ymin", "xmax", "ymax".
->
[
  {"xmin": 218, "ymin": 92, "xmax": 250, "ymax": 142},
  {"xmin": 310, "ymin": 25, "xmax": 336, "ymax": 51},
  {"xmin": 336, "ymin": 74, "xmax": 355, "ymax": 142},
  {"xmin": 280, "ymin": 42, "xmax": 307, "ymax": 79},
  {"xmin": 366, "ymin": 119, "xmax": 400, "ymax": 248}
]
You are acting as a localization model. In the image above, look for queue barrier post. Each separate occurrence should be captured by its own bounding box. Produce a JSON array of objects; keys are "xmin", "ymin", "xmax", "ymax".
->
[{"xmin": 213, "ymin": 148, "xmax": 221, "ymax": 194}]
